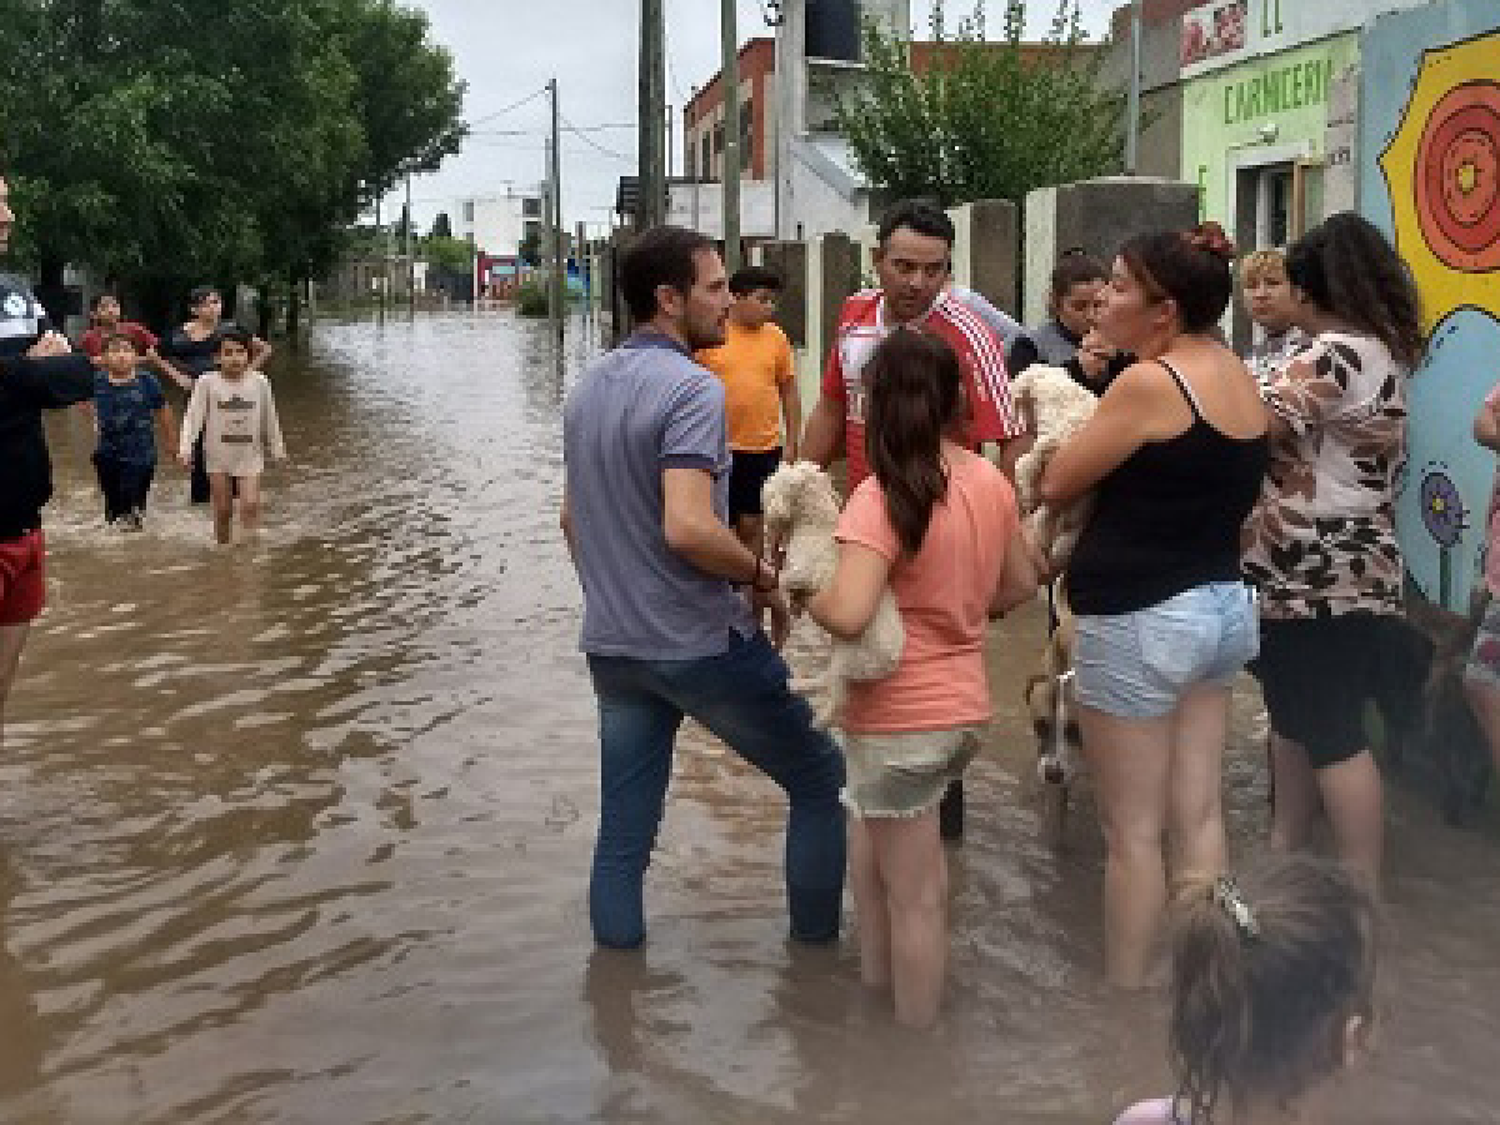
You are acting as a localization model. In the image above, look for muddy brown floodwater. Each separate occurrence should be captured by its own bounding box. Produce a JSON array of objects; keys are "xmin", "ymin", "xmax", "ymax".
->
[{"xmin": 1, "ymin": 311, "xmax": 1498, "ymax": 1124}]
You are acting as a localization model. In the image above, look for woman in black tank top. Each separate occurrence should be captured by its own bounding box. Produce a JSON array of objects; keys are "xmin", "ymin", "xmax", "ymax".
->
[{"xmin": 1036, "ymin": 224, "xmax": 1269, "ymax": 988}]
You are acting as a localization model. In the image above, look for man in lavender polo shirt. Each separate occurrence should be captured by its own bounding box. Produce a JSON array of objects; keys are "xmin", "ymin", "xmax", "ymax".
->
[{"xmin": 561, "ymin": 226, "xmax": 845, "ymax": 950}]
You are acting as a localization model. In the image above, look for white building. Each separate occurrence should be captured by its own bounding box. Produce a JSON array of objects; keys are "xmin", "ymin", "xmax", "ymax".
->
[{"xmin": 452, "ymin": 188, "xmax": 543, "ymax": 258}]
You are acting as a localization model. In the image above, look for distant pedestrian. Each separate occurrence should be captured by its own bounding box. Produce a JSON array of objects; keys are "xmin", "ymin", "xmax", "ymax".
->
[
  {"xmin": 157, "ymin": 286, "xmax": 271, "ymax": 503},
  {"xmin": 562, "ymin": 225, "xmax": 845, "ymax": 950},
  {"xmin": 177, "ymin": 327, "xmax": 286, "ymax": 544},
  {"xmin": 1242, "ymin": 212, "xmax": 1426, "ymax": 891},
  {"xmin": 0, "ymin": 173, "xmax": 97, "ymax": 747},
  {"xmin": 91, "ymin": 333, "xmax": 177, "ymax": 530},
  {"xmin": 808, "ymin": 327, "xmax": 1038, "ymax": 1028},
  {"xmin": 1114, "ymin": 856, "xmax": 1377, "ymax": 1125},
  {"xmin": 695, "ymin": 265, "xmax": 801, "ymax": 553},
  {"xmin": 1237, "ymin": 249, "xmax": 1307, "ymax": 383},
  {"xmin": 78, "ymin": 293, "xmax": 183, "ymax": 388}
]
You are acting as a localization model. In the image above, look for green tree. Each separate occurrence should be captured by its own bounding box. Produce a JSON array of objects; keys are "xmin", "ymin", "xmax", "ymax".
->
[
  {"xmin": 834, "ymin": 0, "xmax": 1125, "ymax": 207},
  {"xmin": 422, "ymin": 234, "xmax": 475, "ymax": 278},
  {"xmin": 431, "ymin": 211, "xmax": 453, "ymax": 239},
  {"xmin": 0, "ymin": 0, "xmax": 465, "ymax": 329}
]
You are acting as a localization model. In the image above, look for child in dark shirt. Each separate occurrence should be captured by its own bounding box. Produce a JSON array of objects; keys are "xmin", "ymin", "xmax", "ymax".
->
[{"xmin": 91, "ymin": 333, "xmax": 177, "ymax": 529}]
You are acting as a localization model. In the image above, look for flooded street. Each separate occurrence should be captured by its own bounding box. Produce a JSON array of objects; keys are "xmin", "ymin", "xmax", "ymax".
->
[{"xmin": 2, "ymin": 311, "xmax": 1499, "ymax": 1123}]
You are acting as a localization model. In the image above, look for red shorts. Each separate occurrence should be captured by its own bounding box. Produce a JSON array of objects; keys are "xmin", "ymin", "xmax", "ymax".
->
[{"xmin": 0, "ymin": 529, "xmax": 46, "ymax": 625}]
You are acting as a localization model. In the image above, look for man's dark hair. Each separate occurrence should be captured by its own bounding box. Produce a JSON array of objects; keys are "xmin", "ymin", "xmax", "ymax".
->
[
  {"xmin": 100, "ymin": 331, "xmax": 141, "ymax": 353},
  {"xmin": 188, "ymin": 285, "xmax": 221, "ymax": 309},
  {"xmin": 728, "ymin": 265, "xmax": 782, "ymax": 297},
  {"xmin": 620, "ymin": 226, "xmax": 715, "ymax": 322},
  {"xmin": 876, "ymin": 199, "xmax": 955, "ymax": 249},
  {"xmin": 215, "ymin": 325, "xmax": 253, "ymax": 353}
]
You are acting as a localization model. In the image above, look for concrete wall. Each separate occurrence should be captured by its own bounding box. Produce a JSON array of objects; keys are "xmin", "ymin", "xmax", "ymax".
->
[
  {"xmin": 666, "ymin": 179, "xmax": 777, "ymax": 240},
  {"xmin": 1098, "ymin": 3, "xmax": 1185, "ymax": 180},
  {"xmin": 1022, "ymin": 177, "xmax": 1199, "ymax": 325},
  {"xmin": 782, "ymin": 140, "xmax": 873, "ymax": 240}
]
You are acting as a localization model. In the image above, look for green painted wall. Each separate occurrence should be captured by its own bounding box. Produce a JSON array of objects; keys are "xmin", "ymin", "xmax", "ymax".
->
[{"xmin": 1182, "ymin": 33, "xmax": 1359, "ymax": 227}]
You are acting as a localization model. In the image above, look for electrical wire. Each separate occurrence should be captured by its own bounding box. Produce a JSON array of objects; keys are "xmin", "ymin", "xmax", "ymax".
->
[
  {"xmin": 466, "ymin": 86, "xmax": 549, "ymax": 128},
  {"xmin": 558, "ymin": 111, "xmax": 634, "ymax": 163}
]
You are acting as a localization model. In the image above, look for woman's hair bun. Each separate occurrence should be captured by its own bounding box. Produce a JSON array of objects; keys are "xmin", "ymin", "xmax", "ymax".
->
[{"xmin": 1183, "ymin": 221, "xmax": 1236, "ymax": 262}]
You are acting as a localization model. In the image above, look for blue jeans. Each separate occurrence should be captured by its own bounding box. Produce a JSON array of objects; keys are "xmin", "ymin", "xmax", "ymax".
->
[{"xmin": 586, "ymin": 630, "xmax": 846, "ymax": 949}]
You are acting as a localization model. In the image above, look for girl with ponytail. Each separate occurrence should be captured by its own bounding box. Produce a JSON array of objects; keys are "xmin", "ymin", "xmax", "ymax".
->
[
  {"xmin": 1116, "ymin": 854, "xmax": 1378, "ymax": 1124},
  {"xmin": 809, "ymin": 327, "xmax": 1038, "ymax": 1028}
]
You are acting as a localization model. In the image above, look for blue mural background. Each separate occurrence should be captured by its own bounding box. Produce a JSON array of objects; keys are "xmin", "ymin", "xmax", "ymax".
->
[{"xmin": 1359, "ymin": 0, "xmax": 1500, "ymax": 610}]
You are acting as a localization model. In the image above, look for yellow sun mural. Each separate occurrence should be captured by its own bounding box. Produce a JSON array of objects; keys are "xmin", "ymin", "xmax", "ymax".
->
[{"xmin": 1379, "ymin": 32, "xmax": 1500, "ymax": 331}]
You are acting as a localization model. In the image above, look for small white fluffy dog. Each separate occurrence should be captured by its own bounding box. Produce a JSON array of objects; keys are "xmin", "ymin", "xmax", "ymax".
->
[
  {"xmin": 761, "ymin": 460, "xmax": 904, "ymax": 724},
  {"xmin": 1010, "ymin": 363, "xmax": 1099, "ymax": 569}
]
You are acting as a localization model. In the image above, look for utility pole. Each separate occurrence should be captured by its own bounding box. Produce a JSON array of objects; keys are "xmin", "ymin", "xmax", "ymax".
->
[
  {"xmin": 404, "ymin": 167, "xmax": 415, "ymax": 315},
  {"xmin": 374, "ymin": 197, "xmax": 385, "ymax": 319},
  {"xmin": 1125, "ymin": 0, "xmax": 1142, "ymax": 175},
  {"xmin": 720, "ymin": 0, "xmax": 741, "ymax": 273},
  {"xmin": 549, "ymin": 77, "xmax": 565, "ymax": 344},
  {"xmin": 638, "ymin": 0, "xmax": 666, "ymax": 229}
]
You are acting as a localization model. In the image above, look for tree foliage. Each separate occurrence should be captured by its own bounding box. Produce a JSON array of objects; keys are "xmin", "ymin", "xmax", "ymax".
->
[
  {"xmin": 834, "ymin": 0, "xmax": 1125, "ymax": 206},
  {"xmin": 422, "ymin": 235, "xmax": 475, "ymax": 278},
  {"xmin": 0, "ymin": 0, "xmax": 466, "ymax": 318}
]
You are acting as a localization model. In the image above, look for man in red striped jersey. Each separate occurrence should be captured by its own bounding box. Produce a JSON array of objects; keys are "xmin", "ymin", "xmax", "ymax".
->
[
  {"xmin": 802, "ymin": 199, "xmax": 1028, "ymax": 488},
  {"xmin": 801, "ymin": 200, "xmax": 1030, "ymax": 841}
]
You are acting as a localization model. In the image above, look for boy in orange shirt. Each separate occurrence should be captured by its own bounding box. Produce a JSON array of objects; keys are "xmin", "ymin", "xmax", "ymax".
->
[{"xmin": 696, "ymin": 266, "xmax": 800, "ymax": 551}]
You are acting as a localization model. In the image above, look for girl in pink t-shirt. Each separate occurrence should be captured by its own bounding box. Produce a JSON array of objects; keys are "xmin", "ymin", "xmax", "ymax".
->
[
  {"xmin": 809, "ymin": 327, "xmax": 1038, "ymax": 1029},
  {"xmin": 1114, "ymin": 856, "xmax": 1378, "ymax": 1125}
]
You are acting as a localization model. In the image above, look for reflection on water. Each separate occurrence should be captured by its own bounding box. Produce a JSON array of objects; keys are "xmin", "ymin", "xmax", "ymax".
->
[{"xmin": 0, "ymin": 311, "xmax": 1497, "ymax": 1123}]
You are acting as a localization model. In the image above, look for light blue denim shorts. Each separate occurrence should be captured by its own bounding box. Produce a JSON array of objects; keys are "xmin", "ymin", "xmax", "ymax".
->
[{"xmin": 1073, "ymin": 582, "xmax": 1258, "ymax": 719}]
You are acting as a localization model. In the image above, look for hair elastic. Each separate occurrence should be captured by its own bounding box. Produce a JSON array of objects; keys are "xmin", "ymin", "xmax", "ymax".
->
[{"xmin": 1211, "ymin": 875, "xmax": 1260, "ymax": 940}]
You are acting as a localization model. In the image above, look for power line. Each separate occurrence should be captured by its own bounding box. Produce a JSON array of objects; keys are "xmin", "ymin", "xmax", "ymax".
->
[
  {"xmin": 466, "ymin": 86, "xmax": 549, "ymax": 127},
  {"xmin": 559, "ymin": 110, "xmax": 634, "ymax": 163},
  {"xmin": 470, "ymin": 123, "xmax": 635, "ymax": 137}
]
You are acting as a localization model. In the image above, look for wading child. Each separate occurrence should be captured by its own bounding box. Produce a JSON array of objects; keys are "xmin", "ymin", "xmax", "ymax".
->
[
  {"xmin": 1115, "ymin": 855, "xmax": 1378, "ymax": 1125},
  {"xmin": 808, "ymin": 328, "xmax": 1038, "ymax": 1029},
  {"xmin": 694, "ymin": 265, "xmax": 800, "ymax": 553},
  {"xmin": 1238, "ymin": 250, "xmax": 1306, "ymax": 383},
  {"xmin": 92, "ymin": 333, "xmax": 177, "ymax": 530},
  {"xmin": 177, "ymin": 328, "xmax": 285, "ymax": 544}
]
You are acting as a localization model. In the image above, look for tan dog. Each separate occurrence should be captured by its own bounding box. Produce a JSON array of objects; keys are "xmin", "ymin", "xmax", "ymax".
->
[{"xmin": 1022, "ymin": 590, "xmax": 1080, "ymax": 838}]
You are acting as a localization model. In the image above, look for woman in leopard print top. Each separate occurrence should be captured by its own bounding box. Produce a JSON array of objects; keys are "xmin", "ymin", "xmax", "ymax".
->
[{"xmin": 1243, "ymin": 212, "xmax": 1425, "ymax": 890}]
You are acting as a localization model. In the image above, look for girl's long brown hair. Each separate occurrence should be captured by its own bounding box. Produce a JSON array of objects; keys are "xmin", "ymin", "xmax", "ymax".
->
[
  {"xmin": 863, "ymin": 328, "xmax": 965, "ymax": 556},
  {"xmin": 1169, "ymin": 856, "xmax": 1377, "ymax": 1123}
]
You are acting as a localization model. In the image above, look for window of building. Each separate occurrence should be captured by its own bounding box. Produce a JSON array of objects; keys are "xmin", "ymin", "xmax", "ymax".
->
[
  {"xmin": 713, "ymin": 122, "xmax": 724, "ymax": 154},
  {"xmin": 701, "ymin": 135, "xmax": 712, "ymax": 179},
  {"xmin": 740, "ymin": 97, "xmax": 754, "ymax": 173},
  {"xmin": 462, "ymin": 200, "xmax": 475, "ymax": 223},
  {"xmin": 522, "ymin": 197, "xmax": 541, "ymax": 218}
]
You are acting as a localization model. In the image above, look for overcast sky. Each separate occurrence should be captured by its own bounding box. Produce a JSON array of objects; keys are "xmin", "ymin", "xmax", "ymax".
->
[{"xmin": 387, "ymin": 1, "xmax": 1121, "ymax": 235}]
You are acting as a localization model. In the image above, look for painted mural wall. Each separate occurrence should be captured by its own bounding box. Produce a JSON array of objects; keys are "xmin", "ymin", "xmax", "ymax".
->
[{"xmin": 1361, "ymin": 0, "xmax": 1500, "ymax": 610}]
